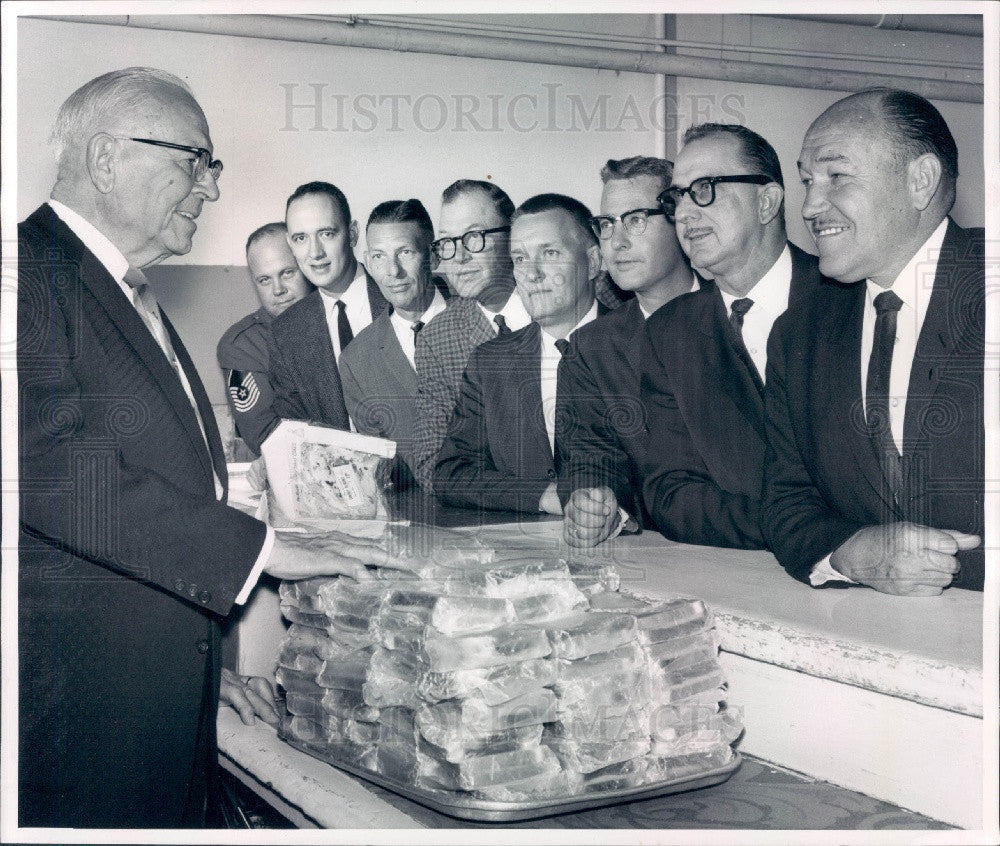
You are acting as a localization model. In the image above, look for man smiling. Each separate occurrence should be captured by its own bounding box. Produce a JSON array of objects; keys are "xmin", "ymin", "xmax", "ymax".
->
[
  {"xmin": 763, "ymin": 88, "xmax": 984, "ymax": 593},
  {"xmin": 638, "ymin": 124, "xmax": 823, "ymax": 549}
]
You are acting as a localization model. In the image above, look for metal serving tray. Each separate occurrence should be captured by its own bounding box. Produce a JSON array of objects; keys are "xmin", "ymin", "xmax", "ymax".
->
[{"xmin": 283, "ymin": 738, "xmax": 742, "ymax": 823}]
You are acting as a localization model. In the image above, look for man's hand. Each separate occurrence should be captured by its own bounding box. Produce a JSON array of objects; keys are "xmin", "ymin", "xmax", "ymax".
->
[
  {"xmin": 830, "ymin": 522, "xmax": 980, "ymax": 596},
  {"xmin": 220, "ymin": 667, "xmax": 280, "ymax": 726},
  {"xmin": 539, "ymin": 482, "xmax": 563, "ymax": 516},
  {"xmin": 564, "ymin": 486, "xmax": 619, "ymax": 548},
  {"xmin": 264, "ymin": 529, "xmax": 421, "ymax": 581}
]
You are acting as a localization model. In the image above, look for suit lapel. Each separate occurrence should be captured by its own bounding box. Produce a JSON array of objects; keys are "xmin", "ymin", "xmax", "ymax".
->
[
  {"xmin": 467, "ymin": 300, "xmax": 497, "ymax": 347},
  {"xmin": 375, "ymin": 313, "xmax": 418, "ymax": 395},
  {"xmin": 510, "ymin": 324, "xmax": 552, "ymax": 468},
  {"xmin": 56, "ymin": 215, "xmax": 217, "ymax": 487},
  {"xmin": 302, "ymin": 292, "xmax": 341, "ymax": 395},
  {"xmin": 365, "ymin": 267, "xmax": 390, "ymax": 319}
]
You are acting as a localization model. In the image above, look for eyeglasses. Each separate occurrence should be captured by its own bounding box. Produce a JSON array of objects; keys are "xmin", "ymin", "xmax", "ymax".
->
[
  {"xmin": 432, "ymin": 226, "xmax": 510, "ymax": 261},
  {"xmin": 117, "ymin": 136, "xmax": 223, "ymax": 181},
  {"xmin": 589, "ymin": 208, "xmax": 666, "ymax": 240},
  {"xmin": 657, "ymin": 175, "xmax": 772, "ymax": 222}
]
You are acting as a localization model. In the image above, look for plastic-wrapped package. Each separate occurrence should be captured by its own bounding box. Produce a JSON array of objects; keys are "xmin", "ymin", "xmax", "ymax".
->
[
  {"xmin": 654, "ymin": 660, "xmax": 728, "ymax": 703},
  {"xmin": 649, "ymin": 709, "xmax": 743, "ymax": 754},
  {"xmin": 546, "ymin": 709, "xmax": 650, "ymax": 744},
  {"xmin": 430, "ymin": 595, "xmax": 516, "ymax": 636},
  {"xmin": 555, "ymin": 688, "xmax": 643, "ymax": 727},
  {"xmin": 279, "ymin": 713, "xmax": 376, "ymax": 766},
  {"xmin": 363, "ymin": 649, "xmax": 422, "ymax": 709},
  {"xmin": 580, "ymin": 756, "xmax": 650, "ymax": 792},
  {"xmin": 546, "ymin": 612, "xmax": 638, "ymax": 660},
  {"xmin": 637, "ymin": 603, "xmax": 712, "ymax": 645},
  {"xmin": 382, "ymin": 524, "xmax": 495, "ymax": 567},
  {"xmin": 315, "ymin": 651, "xmax": 373, "ymax": 692},
  {"xmin": 278, "ymin": 577, "xmax": 329, "ymax": 612},
  {"xmin": 284, "ymin": 713, "xmax": 379, "ymax": 745},
  {"xmin": 277, "ymin": 648, "xmax": 325, "ymax": 675},
  {"xmin": 417, "ymin": 657, "xmax": 556, "ymax": 706},
  {"xmin": 509, "ymin": 583, "xmax": 589, "ymax": 625},
  {"xmin": 415, "ymin": 745, "xmax": 562, "ymax": 792},
  {"xmin": 368, "ymin": 645, "xmax": 426, "ymax": 677},
  {"xmin": 473, "ymin": 769, "xmax": 579, "ymax": 801},
  {"xmin": 556, "ymin": 642, "xmax": 646, "ymax": 682},
  {"xmin": 586, "ymin": 590, "xmax": 668, "ymax": 615},
  {"xmin": 645, "ymin": 744, "xmax": 735, "ymax": 783},
  {"xmin": 654, "ymin": 644, "xmax": 721, "ymax": 673},
  {"xmin": 442, "ymin": 558, "xmax": 573, "ymax": 599},
  {"xmin": 285, "ymin": 690, "xmax": 378, "ymax": 722},
  {"xmin": 377, "ymin": 706, "xmax": 417, "ymax": 737},
  {"xmin": 646, "ymin": 628, "xmax": 719, "ymax": 663},
  {"xmin": 376, "ymin": 613, "xmax": 428, "ymax": 653},
  {"xmin": 553, "ymin": 665, "xmax": 651, "ymax": 706},
  {"xmin": 566, "ymin": 559, "xmax": 620, "ymax": 592},
  {"xmin": 417, "ymin": 688, "xmax": 557, "ymax": 745},
  {"xmin": 276, "ymin": 665, "xmax": 323, "ymax": 698},
  {"xmin": 419, "ymin": 724, "xmax": 544, "ymax": 764},
  {"xmin": 279, "ymin": 603, "xmax": 331, "ymax": 630},
  {"xmin": 544, "ymin": 731, "xmax": 651, "ymax": 774},
  {"xmin": 424, "ymin": 625, "xmax": 551, "ymax": 672}
]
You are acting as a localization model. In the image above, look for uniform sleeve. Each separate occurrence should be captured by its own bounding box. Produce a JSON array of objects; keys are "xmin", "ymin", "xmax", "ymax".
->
[{"xmin": 222, "ymin": 366, "xmax": 279, "ymax": 456}]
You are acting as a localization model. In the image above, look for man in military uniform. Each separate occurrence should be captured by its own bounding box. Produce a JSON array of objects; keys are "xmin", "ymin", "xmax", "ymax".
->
[{"xmin": 217, "ymin": 222, "xmax": 312, "ymax": 455}]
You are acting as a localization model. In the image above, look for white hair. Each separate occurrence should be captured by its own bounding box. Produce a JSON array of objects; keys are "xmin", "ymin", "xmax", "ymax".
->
[{"xmin": 50, "ymin": 67, "xmax": 196, "ymax": 169}]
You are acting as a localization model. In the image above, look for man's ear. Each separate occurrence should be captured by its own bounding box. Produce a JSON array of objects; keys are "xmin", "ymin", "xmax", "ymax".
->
[
  {"xmin": 349, "ymin": 220, "xmax": 360, "ymax": 249},
  {"xmin": 758, "ymin": 183, "xmax": 784, "ymax": 226},
  {"xmin": 908, "ymin": 153, "xmax": 943, "ymax": 212},
  {"xmin": 586, "ymin": 242, "xmax": 602, "ymax": 280},
  {"xmin": 87, "ymin": 133, "xmax": 117, "ymax": 194}
]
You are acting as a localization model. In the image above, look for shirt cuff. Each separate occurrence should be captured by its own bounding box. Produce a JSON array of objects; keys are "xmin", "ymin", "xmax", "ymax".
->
[
  {"xmin": 234, "ymin": 525, "xmax": 275, "ymax": 605},
  {"xmin": 809, "ymin": 553, "xmax": 856, "ymax": 587}
]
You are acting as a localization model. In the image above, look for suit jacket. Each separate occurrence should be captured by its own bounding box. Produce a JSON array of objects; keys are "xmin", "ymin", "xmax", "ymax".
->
[
  {"xmin": 762, "ymin": 220, "xmax": 985, "ymax": 590},
  {"xmin": 413, "ymin": 296, "xmax": 500, "ymax": 490},
  {"xmin": 433, "ymin": 321, "xmax": 556, "ymax": 512},
  {"xmin": 556, "ymin": 298, "xmax": 653, "ymax": 526},
  {"xmin": 216, "ymin": 306, "xmax": 278, "ymax": 455},
  {"xmin": 268, "ymin": 270, "xmax": 388, "ymax": 434},
  {"xmin": 640, "ymin": 242, "xmax": 823, "ymax": 549},
  {"xmin": 17, "ymin": 204, "xmax": 266, "ymax": 827},
  {"xmin": 339, "ymin": 283, "xmax": 451, "ymax": 485}
]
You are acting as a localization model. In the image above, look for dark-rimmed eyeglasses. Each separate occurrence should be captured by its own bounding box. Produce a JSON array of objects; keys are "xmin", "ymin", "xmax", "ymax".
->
[
  {"xmin": 432, "ymin": 226, "xmax": 510, "ymax": 260},
  {"xmin": 589, "ymin": 208, "xmax": 666, "ymax": 240},
  {"xmin": 117, "ymin": 136, "xmax": 223, "ymax": 181},
  {"xmin": 658, "ymin": 175, "xmax": 772, "ymax": 222}
]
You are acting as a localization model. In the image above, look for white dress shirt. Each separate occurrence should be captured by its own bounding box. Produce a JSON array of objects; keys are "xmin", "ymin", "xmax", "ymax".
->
[
  {"xmin": 479, "ymin": 291, "xmax": 532, "ymax": 334},
  {"xmin": 810, "ymin": 218, "xmax": 948, "ymax": 586},
  {"xmin": 389, "ymin": 287, "xmax": 447, "ymax": 369},
  {"xmin": 47, "ymin": 200, "xmax": 272, "ymax": 604},
  {"xmin": 318, "ymin": 263, "xmax": 375, "ymax": 360},
  {"xmin": 540, "ymin": 301, "xmax": 599, "ymax": 455},
  {"xmin": 719, "ymin": 245, "xmax": 793, "ymax": 383}
]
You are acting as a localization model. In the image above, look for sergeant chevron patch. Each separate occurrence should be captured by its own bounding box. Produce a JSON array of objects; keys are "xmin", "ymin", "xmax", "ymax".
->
[{"xmin": 228, "ymin": 370, "xmax": 260, "ymax": 413}]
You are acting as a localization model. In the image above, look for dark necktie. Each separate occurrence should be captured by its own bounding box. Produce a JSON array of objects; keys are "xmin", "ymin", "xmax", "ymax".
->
[
  {"xmin": 554, "ymin": 338, "xmax": 570, "ymax": 356},
  {"xmin": 729, "ymin": 297, "xmax": 754, "ymax": 344},
  {"xmin": 493, "ymin": 313, "xmax": 511, "ymax": 336},
  {"xmin": 336, "ymin": 300, "xmax": 354, "ymax": 351},
  {"xmin": 866, "ymin": 289, "xmax": 904, "ymax": 502},
  {"xmin": 412, "ymin": 320, "xmax": 424, "ymax": 337}
]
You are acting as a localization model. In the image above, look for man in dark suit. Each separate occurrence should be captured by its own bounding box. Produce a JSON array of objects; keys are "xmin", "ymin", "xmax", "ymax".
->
[
  {"xmin": 639, "ymin": 123, "xmax": 823, "ymax": 550},
  {"xmin": 763, "ymin": 88, "xmax": 983, "ymax": 593},
  {"xmin": 268, "ymin": 181, "xmax": 388, "ymax": 433},
  {"xmin": 434, "ymin": 194, "xmax": 604, "ymax": 513},
  {"xmin": 413, "ymin": 179, "xmax": 531, "ymax": 490},
  {"xmin": 217, "ymin": 222, "xmax": 312, "ymax": 455},
  {"xmin": 339, "ymin": 199, "xmax": 448, "ymax": 482},
  {"xmin": 18, "ymin": 68, "xmax": 388, "ymax": 829},
  {"xmin": 558, "ymin": 156, "xmax": 700, "ymax": 548}
]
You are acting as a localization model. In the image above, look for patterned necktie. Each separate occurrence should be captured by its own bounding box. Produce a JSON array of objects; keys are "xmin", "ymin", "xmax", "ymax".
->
[
  {"xmin": 867, "ymin": 289, "xmax": 904, "ymax": 501},
  {"xmin": 335, "ymin": 299, "xmax": 354, "ymax": 351},
  {"xmin": 412, "ymin": 320, "xmax": 425, "ymax": 337},
  {"xmin": 493, "ymin": 313, "xmax": 511, "ymax": 336},
  {"xmin": 554, "ymin": 338, "xmax": 570, "ymax": 356}
]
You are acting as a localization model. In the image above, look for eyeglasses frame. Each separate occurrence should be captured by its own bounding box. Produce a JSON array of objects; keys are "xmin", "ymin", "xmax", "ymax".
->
[
  {"xmin": 589, "ymin": 207, "xmax": 667, "ymax": 240},
  {"xmin": 117, "ymin": 136, "xmax": 223, "ymax": 181},
  {"xmin": 658, "ymin": 174, "xmax": 773, "ymax": 222},
  {"xmin": 431, "ymin": 226, "xmax": 511, "ymax": 261}
]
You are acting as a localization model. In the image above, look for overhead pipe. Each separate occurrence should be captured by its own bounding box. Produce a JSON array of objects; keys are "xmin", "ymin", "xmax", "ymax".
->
[
  {"xmin": 38, "ymin": 14, "xmax": 983, "ymax": 104},
  {"xmin": 769, "ymin": 14, "xmax": 983, "ymax": 37}
]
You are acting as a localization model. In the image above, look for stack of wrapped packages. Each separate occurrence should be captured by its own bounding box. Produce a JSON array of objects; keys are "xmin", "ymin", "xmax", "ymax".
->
[{"xmin": 276, "ymin": 527, "xmax": 741, "ymax": 804}]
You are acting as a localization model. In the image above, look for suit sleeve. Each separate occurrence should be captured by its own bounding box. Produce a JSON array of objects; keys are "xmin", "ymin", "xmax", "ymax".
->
[
  {"xmin": 555, "ymin": 340, "xmax": 641, "ymax": 520},
  {"xmin": 267, "ymin": 321, "xmax": 310, "ymax": 424},
  {"xmin": 413, "ymin": 333, "xmax": 456, "ymax": 491},
  {"xmin": 760, "ymin": 315, "xmax": 866, "ymax": 582},
  {"xmin": 18, "ymin": 256, "xmax": 265, "ymax": 617},
  {"xmin": 433, "ymin": 352, "xmax": 551, "ymax": 512},
  {"xmin": 639, "ymin": 328, "xmax": 765, "ymax": 549}
]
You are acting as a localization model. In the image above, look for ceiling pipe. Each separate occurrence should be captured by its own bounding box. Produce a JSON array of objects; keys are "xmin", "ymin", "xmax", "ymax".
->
[
  {"xmin": 37, "ymin": 14, "xmax": 983, "ymax": 104},
  {"xmin": 769, "ymin": 14, "xmax": 983, "ymax": 38}
]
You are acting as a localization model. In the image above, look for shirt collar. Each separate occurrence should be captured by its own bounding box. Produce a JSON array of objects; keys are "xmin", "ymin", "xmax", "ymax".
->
[
  {"xmin": 389, "ymin": 286, "xmax": 447, "ymax": 332},
  {"xmin": 719, "ymin": 244, "xmax": 792, "ymax": 314},
  {"xmin": 48, "ymin": 199, "xmax": 130, "ymax": 283},
  {"xmin": 540, "ymin": 299, "xmax": 599, "ymax": 348},
  {"xmin": 317, "ymin": 261, "xmax": 367, "ymax": 309},
  {"xmin": 865, "ymin": 217, "xmax": 948, "ymax": 317},
  {"xmin": 638, "ymin": 275, "xmax": 702, "ymax": 319},
  {"xmin": 478, "ymin": 289, "xmax": 532, "ymax": 331}
]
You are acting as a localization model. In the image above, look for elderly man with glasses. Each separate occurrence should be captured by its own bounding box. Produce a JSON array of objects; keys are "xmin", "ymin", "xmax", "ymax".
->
[
  {"xmin": 558, "ymin": 156, "xmax": 699, "ymax": 548},
  {"xmin": 638, "ymin": 123, "xmax": 825, "ymax": 550},
  {"xmin": 17, "ymin": 68, "xmax": 391, "ymax": 828}
]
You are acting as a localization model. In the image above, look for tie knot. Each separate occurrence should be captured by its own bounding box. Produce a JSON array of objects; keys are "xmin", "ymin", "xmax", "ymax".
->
[
  {"xmin": 874, "ymin": 289, "xmax": 903, "ymax": 315},
  {"xmin": 123, "ymin": 266, "xmax": 148, "ymax": 290},
  {"xmin": 730, "ymin": 297, "xmax": 754, "ymax": 318},
  {"xmin": 554, "ymin": 338, "xmax": 570, "ymax": 356},
  {"xmin": 493, "ymin": 313, "xmax": 510, "ymax": 335},
  {"xmin": 335, "ymin": 299, "xmax": 347, "ymax": 312},
  {"xmin": 412, "ymin": 320, "xmax": 424, "ymax": 335}
]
